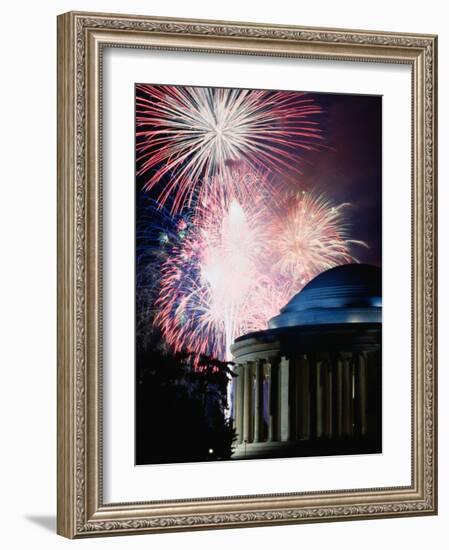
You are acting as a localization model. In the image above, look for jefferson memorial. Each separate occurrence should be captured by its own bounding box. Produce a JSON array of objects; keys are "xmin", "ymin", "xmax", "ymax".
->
[{"xmin": 230, "ymin": 263, "xmax": 382, "ymax": 460}]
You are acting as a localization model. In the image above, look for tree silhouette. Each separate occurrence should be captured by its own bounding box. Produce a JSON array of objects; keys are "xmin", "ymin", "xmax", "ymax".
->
[{"xmin": 136, "ymin": 346, "xmax": 236, "ymax": 464}]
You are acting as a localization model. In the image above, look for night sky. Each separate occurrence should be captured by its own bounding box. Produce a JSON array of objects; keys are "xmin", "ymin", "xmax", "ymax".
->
[{"xmin": 297, "ymin": 92, "xmax": 382, "ymax": 267}]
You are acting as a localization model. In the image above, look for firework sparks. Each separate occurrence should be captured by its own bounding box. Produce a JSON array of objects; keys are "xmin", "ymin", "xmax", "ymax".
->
[
  {"xmin": 135, "ymin": 197, "xmax": 192, "ymax": 345},
  {"xmin": 154, "ymin": 186, "xmax": 280, "ymax": 361},
  {"xmin": 152, "ymin": 179, "xmax": 364, "ymax": 362},
  {"xmin": 136, "ymin": 85, "xmax": 323, "ymax": 213},
  {"xmin": 271, "ymin": 192, "xmax": 368, "ymax": 291}
]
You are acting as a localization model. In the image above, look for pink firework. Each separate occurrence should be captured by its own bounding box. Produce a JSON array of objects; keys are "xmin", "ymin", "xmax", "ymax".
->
[
  {"xmin": 136, "ymin": 84, "xmax": 323, "ymax": 213},
  {"xmin": 270, "ymin": 192, "xmax": 368, "ymax": 294},
  {"xmin": 154, "ymin": 176, "xmax": 364, "ymax": 362},
  {"xmin": 155, "ymin": 186, "xmax": 284, "ymax": 361}
]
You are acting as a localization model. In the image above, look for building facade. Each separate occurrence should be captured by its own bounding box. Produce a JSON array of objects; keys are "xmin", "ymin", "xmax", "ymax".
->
[{"xmin": 230, "ymin": 263, "xmax": 382, "ymax": 460}]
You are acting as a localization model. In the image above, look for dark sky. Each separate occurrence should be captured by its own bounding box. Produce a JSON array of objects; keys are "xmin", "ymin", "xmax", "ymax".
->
[{"xmin": 298, "ymin": 92, "xmax": 382, "ymax": 266}]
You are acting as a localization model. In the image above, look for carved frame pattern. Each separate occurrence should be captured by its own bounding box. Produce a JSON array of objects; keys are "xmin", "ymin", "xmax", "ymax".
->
[{"xmin": 57, "ymin": 11, "xmax": 437, "ymax": 538}]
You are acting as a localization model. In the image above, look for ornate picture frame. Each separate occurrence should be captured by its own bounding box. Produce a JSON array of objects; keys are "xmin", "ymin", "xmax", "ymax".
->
[{"xmin": 57, "ymin": 11, "xmax": 437, "ymax": 538}]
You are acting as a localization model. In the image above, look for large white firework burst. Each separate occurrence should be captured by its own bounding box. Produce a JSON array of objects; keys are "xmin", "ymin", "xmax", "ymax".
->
[{"xmin": 136, "ymin": 84, "xmax": 323, "ymax": 213}]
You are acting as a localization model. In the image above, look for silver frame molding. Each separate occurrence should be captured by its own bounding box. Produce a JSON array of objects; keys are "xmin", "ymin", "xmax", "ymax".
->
[{"xmin": 57, "ymin": 11, "xmax": 438, "ymax": 538}]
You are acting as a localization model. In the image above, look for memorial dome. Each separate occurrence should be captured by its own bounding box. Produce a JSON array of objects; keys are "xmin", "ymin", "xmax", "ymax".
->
[{"xmin": 268, "ymin": 263, "xmax": 381, "ymax": 329}]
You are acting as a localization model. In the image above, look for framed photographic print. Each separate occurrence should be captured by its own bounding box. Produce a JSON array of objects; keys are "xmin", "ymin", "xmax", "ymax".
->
[{"xmin": 57, "ymin": 11, "xmax": 438, "ymax": 538}]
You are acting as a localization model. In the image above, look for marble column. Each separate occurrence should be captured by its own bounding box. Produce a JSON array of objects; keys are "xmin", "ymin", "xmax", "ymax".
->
[
  {"xmin": 268, "ymin": 358, "xmax": 279, "ymax": 442},
  {"xmin": 309, "ymin": 356, "xmax": 317, "ymax": 440},
  {"xmin": 299, "ymin": 354, "xmax": 310, "ymax": 440},
  {"xmin": 253, "ymin": 360, "xmax": 264, "ymax": 443},
  {"xmin": 358, "ymin": 352, "xmax": 368, "ymax": 436},
  {"xmin": 294, "ymin": 356, "xmax": 302, "ymax": 441},
  {"xmin": 289, "ymin": 356, "xmax": 298, "ymax": 441},
  {"xmin": 336, "ymin": 357, "xmax": 343, "ymax": 437},
  {"xmin": 324, "ymin": 357, "xmax": 333, "ymax": 438},
  {"xmin": 295, "ymin": 354, "xmax": 310, "ymax": 439},
  {"xmin": 316, "ymin": 359, "xmax": 323, "ymax": 438},
  {"xmin": 341, "ymin": 352, "xmax": 353, "ymax": 437},
  {"xmin": 232, "ymin": 366, "xmax": 238, "ymax": 437},
  {"xmin": 279, "ymin": 356, "xmax": 290, "ymax": 442},
  {"xmin": 231, "ymin": 371, "xmax": 236, "ymax": 421},
  {"xmin": 243, "ymin": 362, "xmax": 253, "ymax": 444},
  {"xmin": 236, "ymin": 364, "xmax": 244, "ymax": 444}
]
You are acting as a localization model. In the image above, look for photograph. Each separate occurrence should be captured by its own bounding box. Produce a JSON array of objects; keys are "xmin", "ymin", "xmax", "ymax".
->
[{"xmin": 134, "ymin": 84, "xmax": 382, "ymax": 465}]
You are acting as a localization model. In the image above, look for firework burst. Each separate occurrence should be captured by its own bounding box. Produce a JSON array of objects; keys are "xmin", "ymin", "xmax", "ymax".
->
[
  {"xmin": 152, "ymin": 178, "xmax": 364, "ymax": 362},
  {"xmin": 154, "ymin": 186, "xmax": 282, "ymax": 361},
  {"xmin": 136, "ymin": 85, "xmax": 323, "ymax": 213},
  {"xmin": 271, "ymin": 192, "xmax": 368, "ymax": 292},
  {"xmin": 135, "ymin": 197, "xmax": 192, "ymax": 345}
]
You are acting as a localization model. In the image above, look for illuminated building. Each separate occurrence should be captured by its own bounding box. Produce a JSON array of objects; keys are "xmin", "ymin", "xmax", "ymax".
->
[{"xmin": 230, "ymin": 264, "xmax": 382, "ymax": 459}]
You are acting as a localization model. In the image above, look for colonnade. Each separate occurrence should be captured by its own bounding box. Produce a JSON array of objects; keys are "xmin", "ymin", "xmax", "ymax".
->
[{"xmin": 232, "ymin": 352, "xmax": 369, "ymax": 447}]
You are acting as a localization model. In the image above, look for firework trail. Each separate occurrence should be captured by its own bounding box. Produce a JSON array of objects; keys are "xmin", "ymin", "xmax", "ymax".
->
[{"xmin": 136, "ymin": 85, "xmax": 323, "ymax": 213}]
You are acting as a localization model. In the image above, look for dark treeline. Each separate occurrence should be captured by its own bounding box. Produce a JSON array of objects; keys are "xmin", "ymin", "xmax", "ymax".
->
[{"xmin": 136, "ymin": 346, "xmax": 236, "ymax": 464}]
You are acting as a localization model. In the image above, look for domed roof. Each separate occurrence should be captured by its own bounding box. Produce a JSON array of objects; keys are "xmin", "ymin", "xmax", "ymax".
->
[{"xmin": 268, "ymin": 263, "xmax": 381, "ymax": 329}]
